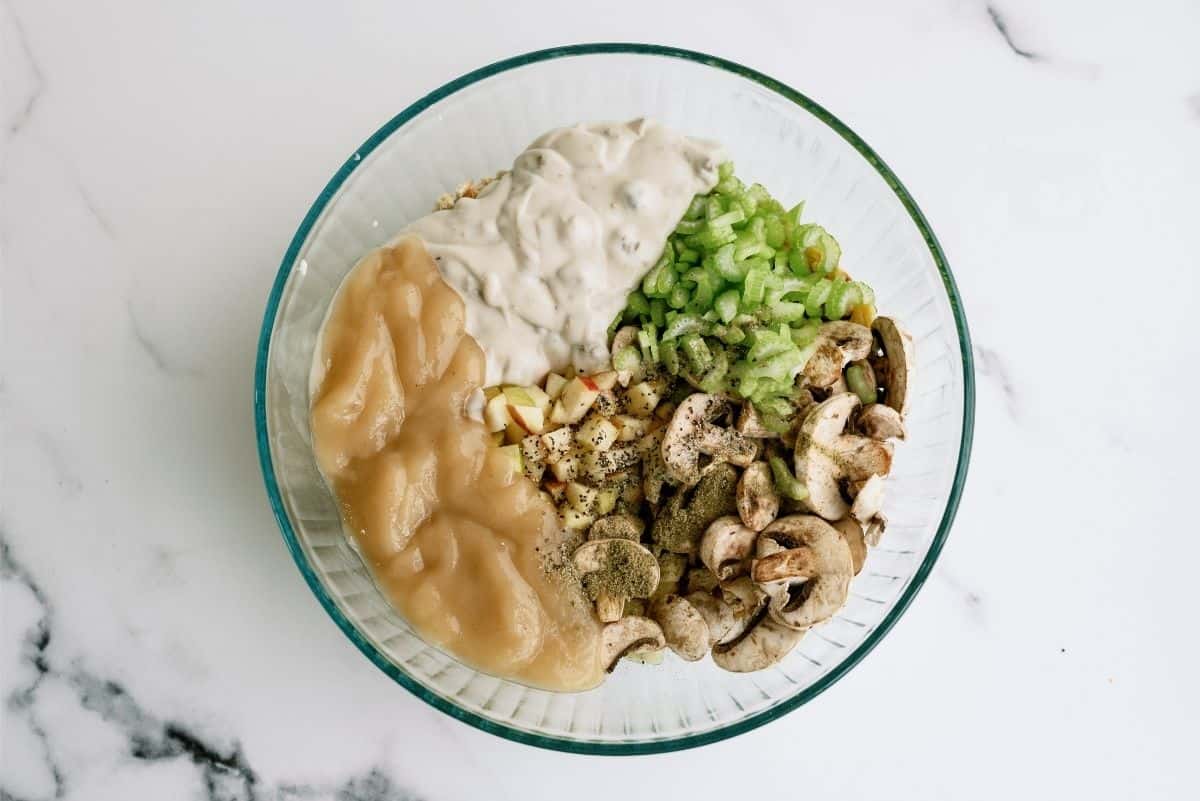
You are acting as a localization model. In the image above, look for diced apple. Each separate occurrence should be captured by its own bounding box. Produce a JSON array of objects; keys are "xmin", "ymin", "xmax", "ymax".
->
[
  {"xmin": 613, "ymin": 414, "xmax": 650, "ymax": 442},
  {"xmin": 595, "ymin": 488, "xmax": 618, "ymax": 516},
  {"xmin": 625, "ymin": 381, "xmax": 663, "ymax": 417},
  {"xmin": 575, "ymin": 415, "xmax": 618, "ymax": 452},
  {"xmin": 560, "ymin": 508, "xmax": 594, "ymax": 531},
  {"xmin": 544, "ymin": 373, "xmax": 568, "ymax": 400},
  {"xmin": 543, "ymin": 480, "xmax": 567, "ymax": 504},
  {"xmin": 483, "ymin": 386, "xmax": 502, "ymax": 401},
  {"xmin": 560, "ymin": 377, "xmax": 600, "ymax": 423},
  {"xmin": 502, "ymin": 386, "xmax": 535, "ymax": 407},
  {"xmin": 550, "ymin": 453, "xmax": 579, "ymax": 482},
  {"xmin": 484, "ymin": 394, "xmax": 510, "ymax": 432},
  {"xmin": 655, "ymin": 401, "xmax": 677, "ymax": 421},
  {"xmin": 582, "ymin": 444, "xmax": 641, "ymax": 483},
  {"xmin": 549, "ymin": 400, "xmax": 571, "ymax": 425},
  {"xmin": 505, "ymin": 421, "xmax": 526, "ymax": 444},
  {"xmin": 507, "ymin": 404, "xmax": 545, "ymax": 435},
  {"xmin": 489, "ymin": 431, "xmax": 505, "ymax": 446},
  {"xmin": 566, "ymin": 481, "xmax": 599, "ymax": 512},
  {"xmin": 591, "ymin": 371, "xmax": 619, "ymax": 391},
  {"xmin": 521, "ymin": 435, "xmax": 547, "ymax": 483},
  {"xmin": 526, "ymin": 385, "xmax": 551, "ymax": 413},
  {"xmin": 495, "ymin": 444, "xmax": 523, "ymax": 479},
  {"xmin": 540, "ymin": 427, "xmax": 574, "ymax": 464},
  {"xmin": 594, "ymin": 389, "xmax": 620, "ymax": 417}
]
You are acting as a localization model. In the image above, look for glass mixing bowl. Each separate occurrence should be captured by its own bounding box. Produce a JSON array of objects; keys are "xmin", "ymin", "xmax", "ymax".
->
[{"xmin": 254, "ymin": 44, "xmax": 974, "ymax": 754}]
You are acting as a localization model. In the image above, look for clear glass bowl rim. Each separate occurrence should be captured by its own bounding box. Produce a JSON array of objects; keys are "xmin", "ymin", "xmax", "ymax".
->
[{"xmin": 253, "ymin": 42, "xmax": 976, "ymax": 755}]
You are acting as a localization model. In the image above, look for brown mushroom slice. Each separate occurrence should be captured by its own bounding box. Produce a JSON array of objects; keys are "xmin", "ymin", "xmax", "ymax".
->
[
  {"xmin": 872, "ymin": 317, "xmax": 914, "ymax": 414},
  {"xmin": 588, "ymin": 514, "xmax": 645, "ymax": 542},
  {"xmin": 699, "ymin": 516, "xmax": 758, "ymax": 581},
  {"xmin": 718, "ymin": 575, "xmax": 768, "ymax": 644},
  {"xmin": 650, "ymin": 595, "xmax": 710, "ymax": 661},
  {"xmin": 652, "ymin": 552, "xmax": 689, "ymax": 601},
  {"xmin": 832, "ymin": 518, "xmax": 868, "ymax": 576},
  {"xmin": 686, "ymin": 566, "xmax": 721, "ymax": 594},
  {"xmin": 849, "ymin": 474, "xmax": 886, "ymax": 524},
  {"xmin": 736, "ymin": 403, "xmax": 779, "ymax": 438},
  {"xmin": 600, "ymin": 616, "xmax": 665, "ymax": 672},
  {"xmin": 855, "ymin": 403, "xmax": 907, "ymax": 441},
  {"xmin": 802, "ymin": 321, "xmax": 874, "ymax": 388},
  {"xmin": 795, "ymin": 393, "xmax": 893, "ymax": 521},
  {"xmin": 573, "ymin": 539, "xmax": 660, "ymax": 623},
  {"xmin": 712, "ymin": 615, "xmax": 805, "ymax": 673},
  {"xmin": 662, "ymin": 394, "xmax": 755, "ymax": 486},
  {"xmin": 863, "ymin": 513, "xmax": 887, "ymax": 547},
  {"xmin": 737, "ymin": 462, "xmax": 780, "ymax": 531},
  {"xmin": 753, "ymin": 515, "xmax": 853, "ymax": 630},
  {"xmin": 686, "ymin": 591, "xmax": 736, "ymax": 645},
  {"xmin": 649, "ymin": 463, "xmax": 739, "ymax": 555}
]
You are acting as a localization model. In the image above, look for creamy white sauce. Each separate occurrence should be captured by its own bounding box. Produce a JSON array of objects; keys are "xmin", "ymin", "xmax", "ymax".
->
[{"xmin": 399, "ymin": 119, "xmax": 725, "ymax": 386}]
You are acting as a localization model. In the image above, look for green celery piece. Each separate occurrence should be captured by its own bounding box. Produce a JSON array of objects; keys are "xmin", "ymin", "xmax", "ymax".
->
[
  {"xmin": 715, "ymin": 289, "xmax": 740, "ymax": 323},
  {"xmin": 681, "ymin": 334, "xmax": 713, "ymax": 373},
  {"xmin": 742, "ymin": 266, "xmax": 768, "ymax": 306},
  {"xmin": 660, "ymin": 339, "xmax": 680, "ymax": 375},
  {"xmin": 626, "ymin": 290, "xmax": 651, "ymax": 316},
  {"xmin": 661, "ymin": 314, "xmax": 706, "ymax": 341},
  {"xmin": 650, "ymin": 298, "xmax": 667, "ymax": 327},
  {"xmin": 804, "ymin": 279, "xmax": 833, "ymax": 318},
  {"xmin": 613, "ymin": 346, "xmax": 641, "ymax": 373},
  {"xmin": 770, "ymin": 456, "xmax": 809, "ymax": 501}
]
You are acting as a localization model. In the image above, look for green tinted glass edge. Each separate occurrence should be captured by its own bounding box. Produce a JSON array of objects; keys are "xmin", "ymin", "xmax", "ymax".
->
[{"xmin": 253, "ymin": 42, "xmax": 975, "ymax": 756}]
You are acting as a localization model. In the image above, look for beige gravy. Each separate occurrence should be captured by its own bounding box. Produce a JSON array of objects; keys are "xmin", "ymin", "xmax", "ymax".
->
[{"xmin": 310, "ymin": 237, "xmax": 603, "ymax": 691}]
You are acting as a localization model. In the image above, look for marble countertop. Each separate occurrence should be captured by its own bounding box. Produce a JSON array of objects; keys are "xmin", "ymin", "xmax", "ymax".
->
[{"xmin": 3, "ymin": 1, "xmax": 1198, "ymax": 798}]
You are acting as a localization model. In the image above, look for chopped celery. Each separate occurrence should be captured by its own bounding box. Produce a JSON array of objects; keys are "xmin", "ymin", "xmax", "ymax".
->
[
  {"xmin": 617, "ymin": 163, "xmax": 873, "ymax": 413},
  {"xmin": 714, "ymin": 289, "xmax": 740, "ymax": 323},
  {"xmin": 770, "ymin": 456, "xmax": 809, "ymax": 501},
  {"xmin": 613, "ymin": 346, "xmax": 641, "ymax": 374}
]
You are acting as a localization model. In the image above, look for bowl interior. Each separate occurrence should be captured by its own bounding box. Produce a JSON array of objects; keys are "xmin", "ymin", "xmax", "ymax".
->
[{"xmin": 256, "ymin": 45, "xmax": 972, "ymax": 753}]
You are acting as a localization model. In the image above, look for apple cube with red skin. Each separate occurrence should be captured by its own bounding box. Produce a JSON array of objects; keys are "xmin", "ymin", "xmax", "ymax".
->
[
  {"xmin": 507, "ymin": 404, "xmax": 545, "ymax": 435},
  {"xmin": 558, "ymin": 377, "xmax": 600, "ymax": 423}
]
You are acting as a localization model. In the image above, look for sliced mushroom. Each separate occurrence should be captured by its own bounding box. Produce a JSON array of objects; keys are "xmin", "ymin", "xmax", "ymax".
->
[
  {"xmin": 850, "ymin": 474, "xmax": 886, "ymax": 524},
  {"xmin": 752, "ymin": 515, "xmax": 853, "ymax": 630},
  {"xmin": 588, "ymin": 514, "xmax": 645, "ymax": 541},
  {"xmin": 855, "ymin": 403, "xmax": 907, "ymax": 441},
  {"xmin": 863, "ymin": 513, "xmax": 887, "ymax": 547},
  {"xmin": 699, "ymin": 516, "xmax": 758, "ymax": 581},
  {"xmin": 872, "ymin": 317, "xmax": 914, "ymax": 414},
  {"xmin": 600, "ymin": 616, "xmax": 665, "ymax": 672},
  {"xmin": 802, "ymin": 321, "xmax": 874, "ymax": 388},
  {"xmin": 610, "ymin": 325, "xmax": 643, "ymax": 386},
  {"xmin": 650, "ymin": 463, "xmax": 739, "ymax": 555},
  {"xmin": 653, "ymin": 552, "xmax": 689, "ymax": 601},
  {"xmin": 686, "ymin": 566, "xmax": 721, "ymax": 594},
  {"xmin": 661, "ymin": 394, "xmax": 756, "ymax": 486},
  {"xmin": 831, "ymin": 517, "xmax": 868, "ymax": 575},
  {"xmin": 718, "ymin": 575, "xmax": 768, "ymax": 644},
  {"xmin": 794, "ymin": 393, "xmax": 893, "ymax": 520},
  {"xmin": 735, "ymin": 403, "xmax": 778, "ymax": 438},
  {"xmin": 737, "ymin": 462, "xmax": 780, "ymax": 531},
  {"xmin": 650, "ymin": 595, "xmax": 709, "ymax": 661},
  {"xmin": 685, "ymin": 591, "xmax": 736, "ymax": 645},
  {"xmin": 573, "ymin": 539, "xmax": 660, "ymax": 623},
  {"xmin": 712, "ymin": 614, "xmax": 805, "ymax": 673},
  {"xmin": 640, "ymin": 428, "xmax": 670, "ymax": 505}
]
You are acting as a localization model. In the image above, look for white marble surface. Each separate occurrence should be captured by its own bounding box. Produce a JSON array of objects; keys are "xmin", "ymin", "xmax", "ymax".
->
[{"xmin": 3, "ymin": 1, "xmax": 1199, "ymax": 798}]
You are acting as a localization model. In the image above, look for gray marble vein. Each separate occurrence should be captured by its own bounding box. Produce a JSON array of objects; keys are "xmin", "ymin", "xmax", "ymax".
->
[
  {"xmin": 69, "ymin": 172, "xmax": 114, "ymax": 237},
  {"xmin": 973, "ymin": 344, "xmax": 1020, "ymax": 421},
  {"xmin": 985, "ymin": 3, "xmax": 1040, "ymax": 61},
  {"xmin": 32, "ymin": 431, "xmax": 83, "ymax": 497},
  {"xmin": 2, "ymin": 0, "xmax": 46, "ymax": 136},
  {"xmin": 126, "ymin": 301, "xmax": 200, "ymax": 378},
  {"xmin": 936, "ymin": 568, "xmax": 986, "ymax": 626},
  {"xmin": 0, "ymin": 535, "xmax": 423, "ymax": 801}
]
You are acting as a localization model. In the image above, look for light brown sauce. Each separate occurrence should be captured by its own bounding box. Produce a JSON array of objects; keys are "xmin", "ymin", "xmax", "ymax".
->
[{"xmin": 311, "ymin": 237, "xmax": 603, "ymax": 691}]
